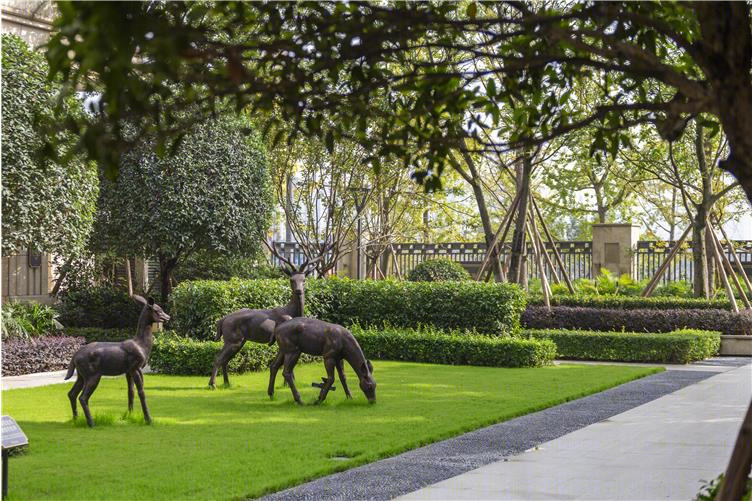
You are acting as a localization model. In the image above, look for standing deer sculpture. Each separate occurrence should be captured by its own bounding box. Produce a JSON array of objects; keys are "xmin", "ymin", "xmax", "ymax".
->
[
  {"xmin": 208, "ymin": 241, "xmax": 323, "ymax": 389},
  {"xmin": 268, "ymin": 317, "xmax": 376, "ymax": 404},
  {"xmin": 65, "ymin": 295, "xmax": 169, "ymax": 427}
]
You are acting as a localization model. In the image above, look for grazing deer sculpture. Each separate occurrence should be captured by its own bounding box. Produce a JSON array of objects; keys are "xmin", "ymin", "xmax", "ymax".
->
[
  {"xmin": 65, "ymin": 295, "xmax": 169, "ymax": 427},
  {"xmin": 269, "ymin": 317, "xmax": 376, "ymax": 404},
  {"xmin": 208, "ymin": 241, "xmax": 323, "ymax": 389}
]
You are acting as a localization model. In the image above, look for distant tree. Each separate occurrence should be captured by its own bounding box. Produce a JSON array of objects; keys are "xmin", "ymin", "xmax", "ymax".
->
[
  {"xmin": 1, "ymin": 34, "xmax": 98, "ymax": 258},
  {"xmin": 93, "ymin": 115, "xmax": 272, "ymax": 303}
]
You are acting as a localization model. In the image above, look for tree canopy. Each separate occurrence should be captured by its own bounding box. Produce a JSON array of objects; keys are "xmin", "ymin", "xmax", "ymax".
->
[
  {"xmin": 93, "ymin": 115, "xmax": 272, "ymax": 301},
  {"xmin": 2, "ymin": 33, "xmax": 98, "ymax": 257},
  {"xmin": 47, "ymin": 1, "xmax": 751, "ymax": 200}
]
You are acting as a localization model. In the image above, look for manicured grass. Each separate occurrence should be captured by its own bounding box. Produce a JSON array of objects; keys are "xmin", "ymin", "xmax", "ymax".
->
[{"xmin": 2, "ymin": 361, "xmax": 661, "ymax": 501}]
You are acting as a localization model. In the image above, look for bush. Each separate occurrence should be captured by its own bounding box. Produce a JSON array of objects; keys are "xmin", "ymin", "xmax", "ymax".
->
[
  {"xmin": 171, "ymin": 278, "xmax": 527, "ymax": 340},
  {"xmin": 2, "ymin": 336, "xmax": 85, "ymax": 376},
  {"xmin": 521, "ymin": 306, "xmax": 751, "ymax": 336},
  {"xmin": 654, "ymin": 280, "xmax": 693, "ymax": 298},
  {"xmin": 63, "ymin": 327, "xmax": 133, "ymax": 343},
  {"xmin": 351, "ymin": 325, "xmax": 556, "ymax": 368},
  {"xmin": 1, "ymin": 301, "xmax": 62, "ymax": 339},
  {"xmin": 527, "ymin": 294, "xmax": 735, "ymax": 310},
  {"xmin": 174, "ymin": 250, "xmax": 283, "ymax": 282},
  {"xmin": 149, "ymin": 332, "xmax": 316, "ymax": 376},
  {"xmin": 57, "ymin": 287, "xmax": 141, "ymax": 328},
  {"xmin": 524, "ymin": 328, "xmax": 720, "ymax": 363},
  {"xmin": 407, "ymin": 258, "xmax": 472, "ymax": 282}
]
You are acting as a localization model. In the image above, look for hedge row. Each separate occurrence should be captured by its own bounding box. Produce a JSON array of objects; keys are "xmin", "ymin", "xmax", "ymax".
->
[
  {"xmin": 521, "ymin": 306, "xmax": 751, "ymax": 336},
  {"xmin": 170, "ymin": 278, "xmax": 526, "ymax": 339},
  {"xmin": 351, "ymin": 325, "xmax": 556, "ymax": 368},
  {"xmin": 63, "ymin": 327, "xmax": 133, "ymax": 343},
  {"xmin": 527, "ymin": 294, "xmax": 735, "ymax": 310},
  {"xmin": 523, "ymin": 329, "xmax": 720, "ymax": 363},
  {"xmin": 149, "ymin": 333, "xmax": 316, "ymax": 376},
  {"xmin": 2, "ymin": 336, "xmax": 85, "ymax": 376},
  {"xmin": 58, "ymin": 287, "xmax": 141, "ymax": 328}
]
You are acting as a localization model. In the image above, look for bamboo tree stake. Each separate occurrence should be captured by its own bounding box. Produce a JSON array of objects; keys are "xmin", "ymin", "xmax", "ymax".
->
[
  {"xmin": 713, "ymin": 215, "xmax": 753, "ymax": 295},
  {"xmin": 709, "ymin": 227, "xmax": 750, "ymax": 309},
  {"xmin": 526, "ymin": 222, "xmax": 551, "ymax": 309},
  {"xmin": 124, "ymin": 256, "xmax": 133, "ymax": 297},
  {"xmin": 528, "ymin": 200, "xmax": 560, "ymax": 285},
  {"xmin": 707, "ymin": 227, "xmax": 740, "ymax": 313},
  {"xmin": 531, "ymin": 196, "xmax": 575, "ymax": 293},
  {"xmin": 642, "ymin": 223, "xmax": 693, "ymax": 297},
  {"xmin": 476, "ymin": 190, "xmax": 523, "ymax": 281}
]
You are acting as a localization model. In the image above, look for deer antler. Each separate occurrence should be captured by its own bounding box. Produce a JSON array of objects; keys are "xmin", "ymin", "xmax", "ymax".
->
[
  {"xmin": 261, "ymin": 239, "xmax": 296, "ymax": 274},
  {"xmin": 298, "ymin": 242, "xmax": 334, "ymax": 274}
]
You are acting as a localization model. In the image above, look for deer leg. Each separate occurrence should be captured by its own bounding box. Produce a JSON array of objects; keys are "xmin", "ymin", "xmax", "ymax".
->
[
  {"xmin": 282, "ymin": 352, "xmax": 302, "ymax": 405},
  {"xmin": 68, "ymin": 376, "xmax": 84, "ymax": 419},
  {"xmin": 125, "ymin": 372, "xmax": 134, "ymax": 412},
  {"xmin": 268, "ymin": 351, "xmax": 284, "ymax": 398},
  {"xmin": 133, "ymin": 369, "xmax": 152, "ymax": 424},
  {"xmin": 209, "ymin": 341, "xmax": 242, "ymax": 389},
  {"xmin": 79, "ymin": 374, "xmax": 101, "ymax": 428},
  {"xmin": 336, "ymin": 359, "xmax": 352, "ymax": 399},
  {"xmin": 317, "ymin": 358, "xmax": 337, "ymax": 404}
]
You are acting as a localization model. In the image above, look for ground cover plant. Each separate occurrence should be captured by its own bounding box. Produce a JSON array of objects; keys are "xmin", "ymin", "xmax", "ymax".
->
[{"xmin": 2, "ymin": 362, "xmax": 660, "ymax": 501}]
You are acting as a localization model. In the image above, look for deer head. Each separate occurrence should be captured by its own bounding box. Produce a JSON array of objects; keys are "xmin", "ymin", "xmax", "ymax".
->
[
  {"xmin": 358, "ymin": 360, "xmax": 376, "ymax": 403},
  {"xmin": 133, "ymin": 295, "xmax": 171, "ymax": 325}
]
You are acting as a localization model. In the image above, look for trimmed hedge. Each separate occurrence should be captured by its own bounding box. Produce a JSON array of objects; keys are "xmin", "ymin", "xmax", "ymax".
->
[
  {"xmin": 351, "ymin": 325, "xmax": 556, "ymax": 368},
  {"xmin": 63, "ymin": 327, "xmax": 134, "ymax": 343},
  {"xmin": 149, "ymin": 333, "xmax": 316, "ymax": 376},
  {"xmin": 521, "ymin": 306, "xmax": 751, "ymax": 336},
  {"xmin": 171, "ymin": 278, "xmax": 526, "ymax": 339},
  {"xmin": 406, "ymin": 258, "xmax": 472, "ymax": 282},
  {"xmin": 523, "ymin": 328, "xmax": 720, "ymax": 363},
  {"xmin": 527, "ymin": 294, "xmax": 735, "ymax": 310},
  {"xmin": 58, "ymin": 287, "xmax": 141, "ymax": 328}
]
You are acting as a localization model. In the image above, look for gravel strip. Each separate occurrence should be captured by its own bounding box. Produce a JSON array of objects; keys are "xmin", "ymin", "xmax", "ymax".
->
[{"xmin": 257, "ymin": 361, "xmax": 747, "ymax": 501}]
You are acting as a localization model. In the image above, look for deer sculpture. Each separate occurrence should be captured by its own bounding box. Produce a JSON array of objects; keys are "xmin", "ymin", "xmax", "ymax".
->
[
  {"xmin": 65, "ymin": 295, "xmax": 169, "ymax": 427},
  {"xmin": 268, "ymin": 317, "xmax": 376, "ymax": 404},
  {"xmin": 208, "ymin": 241, "xmax": 323, "ymax": 389}
]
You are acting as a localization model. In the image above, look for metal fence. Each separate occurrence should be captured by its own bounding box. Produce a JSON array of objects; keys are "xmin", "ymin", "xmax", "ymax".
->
[{"xmin": 370, "ymin": 240, "xmax": 751, "ymax": 285}]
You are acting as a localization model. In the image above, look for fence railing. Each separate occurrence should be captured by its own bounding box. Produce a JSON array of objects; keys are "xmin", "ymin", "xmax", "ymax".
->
[{"xmin": 367, "ymin": 240, "xmax": 751, "ymax": 286}]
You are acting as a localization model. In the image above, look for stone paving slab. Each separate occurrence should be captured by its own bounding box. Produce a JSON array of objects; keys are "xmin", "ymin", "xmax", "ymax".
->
[
  {"xmin": 258, "ymin": 358, "xmax": 750, "ymax": 501},
  {"xmin": 395, "ymin": 363, "xmax": 751, "ymax": 501}
]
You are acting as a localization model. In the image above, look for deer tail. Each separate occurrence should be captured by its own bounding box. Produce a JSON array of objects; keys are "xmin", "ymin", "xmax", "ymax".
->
[
  {"xmin": 64, "ymin": 358, "xmax": 76, "ymax": 380},
  {"xmin": 214, "ymin": 318, "xmax": 224, "ymax": 341}
]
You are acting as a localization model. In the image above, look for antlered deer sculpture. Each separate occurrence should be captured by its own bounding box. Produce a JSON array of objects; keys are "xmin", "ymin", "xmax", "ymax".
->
[
  {"xmin": 208, "ymin": 241, "xmax": 324, "ymax": 389},
  {"xmin": 268, "ymin": 317, "xmax": 376, "ymax": 404},
  {"xmin": 65, "ymin": 295, "xmax": 169, "ymax": 427}
]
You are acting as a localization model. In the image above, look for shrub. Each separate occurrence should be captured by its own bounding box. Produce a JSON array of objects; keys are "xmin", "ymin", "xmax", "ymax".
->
[
  {"xmin": 63, "ymin": 327, "xmax": 133, "ymax": 343},
  {"xmin": 174, "ymin": 250, "xmax": 284, "ymax": 282},
  {"xmin": 57, "ymin": 287, "xmax": 141, "ymax": 328},
  {"xmin": 521, "ymin": 306, "xmax": 751, "ymax": 336},
  {"xmin": 149, "ymin": 332, "xmax": 316, "ymax": 376},
  {"xmin": 1, "ymin": 301, "xmax": 62, "ymax": 339},
  {"xmin": 2, "ymin": 336, "xmax": 85, "ymax": 376},
  {"xmin": 527, "ymin": 294, "xmax": 735, "ymax": 310},
  {"xmin": 654, "ymin": 280, "xmax": 693, "ymax": 298},
  {"xmin": 406, "ymin": 258, "xmax": 472, "ymax": 282},
  {"xmin": 523, "ymin": 328, "xmax": 720, "ymax": 363},
  {"xmin": 351, "ymin": 325, "xmax": 556, "ymax": 368},
  {"xmin": 171, "ymin": 278, "xmax": 527, "ymax": 340}
]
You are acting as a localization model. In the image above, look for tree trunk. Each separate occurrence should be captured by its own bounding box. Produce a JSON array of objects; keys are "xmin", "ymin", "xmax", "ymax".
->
[
  {"xmin": 158, "ymin": 253, "xmax": 179, "ymax": 305},
  {"xmin": 508, "ymin": 153, "xmax": 532, "ymax": 285},
  {"xmin": 693, "ymin": 3, "xmax": 751, "ymax": 202},
  {"xmin": 692, "ymin": 208, "xmax": 711, "ymax": 299}
]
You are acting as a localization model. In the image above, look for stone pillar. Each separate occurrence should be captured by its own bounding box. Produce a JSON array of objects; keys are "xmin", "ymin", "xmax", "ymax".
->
[{"xmin": 592, "ymin": 224, "xmax": 640, "ymax": 278}]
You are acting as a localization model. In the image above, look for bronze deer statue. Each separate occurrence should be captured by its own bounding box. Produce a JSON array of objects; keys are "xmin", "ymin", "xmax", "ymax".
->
[
  {"xmin": 268, "ymin": 317, "xmax": 376, "ymax": 404},
  {"xmin": 208, "ymin": 241, "xmax": 324, "ymax": 389},
  {"xmin": 65, "ymin": 295, "xmax": 169, "ymax": 427}
]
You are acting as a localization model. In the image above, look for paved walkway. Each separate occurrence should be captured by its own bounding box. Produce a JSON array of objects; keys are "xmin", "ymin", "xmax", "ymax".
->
[{"xmin": 395, "ymin": 362, "xmax": 751, "ymax": 501}]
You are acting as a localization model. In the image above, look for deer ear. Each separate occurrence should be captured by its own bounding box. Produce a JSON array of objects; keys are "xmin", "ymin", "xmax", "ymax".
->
[
  {"xmin": 147, "ymin": 296, "xmax": 155, "ymax": 306},
  {"xmin": 132, "ymin": 295, "xmax": 147, "ymax": 306},
  {"xmin": 281, "ymin": 266, "xmax": 293, "ymax": 277},
  {"xmin": 366, "ymin": 360, "xmax": 373, "ymax": 373}
]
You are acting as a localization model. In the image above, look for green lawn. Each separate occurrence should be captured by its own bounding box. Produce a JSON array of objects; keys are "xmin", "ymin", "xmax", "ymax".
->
[{"xmin": 2, "ymin": 361, "xmax": 661, "ymax": 501}]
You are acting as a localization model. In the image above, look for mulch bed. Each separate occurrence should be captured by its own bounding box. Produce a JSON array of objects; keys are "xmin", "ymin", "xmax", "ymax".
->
[{"xmin": 2, "ymin": 336, "xmax": 85, "ymax": 377}]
